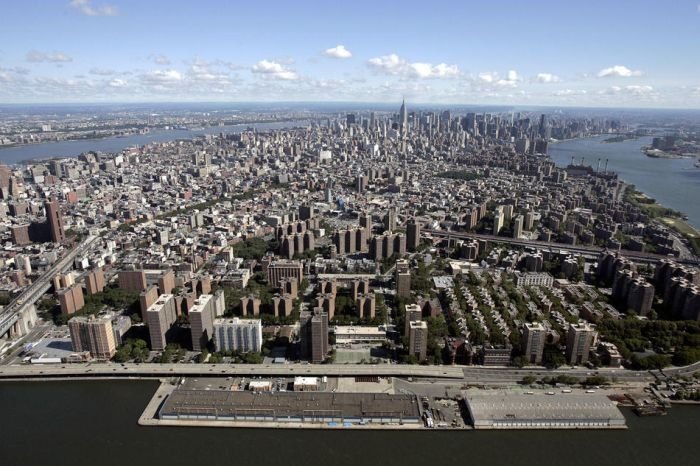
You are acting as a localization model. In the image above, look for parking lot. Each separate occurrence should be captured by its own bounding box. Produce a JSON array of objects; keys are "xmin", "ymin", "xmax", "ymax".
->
[{"xmin": 335, "ymin": 344, "xmax": 392, "ymax": 364}]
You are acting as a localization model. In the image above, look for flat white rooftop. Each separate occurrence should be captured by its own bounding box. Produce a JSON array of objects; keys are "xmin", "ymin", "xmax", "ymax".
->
[{"xmin": 464, "ymin": 389, "xmax": 626, "ymax": 429}]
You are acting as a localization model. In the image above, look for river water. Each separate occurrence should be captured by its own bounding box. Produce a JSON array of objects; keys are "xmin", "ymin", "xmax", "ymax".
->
[
  {"xmin": 0, "ymin": 121, "xmax": 310, "ymax": 165},
  {"xmin": 548, "ymin": 135, "xmax": 700, "ymax": 228},
  {"xmin": 1, "ymin": 380, "xmax": 699, "ymax": 466}
]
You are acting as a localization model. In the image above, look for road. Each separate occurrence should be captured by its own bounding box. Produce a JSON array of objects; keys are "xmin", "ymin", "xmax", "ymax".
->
[
  {"xmin": 461, "ymin": 366, "xmax": 656, "ymax": 383},
  {"xmin": 0, "ymin": 362, "xmax": 466, "ymax": 379},
  {"xmin": 0, "ymin": 321, "xmax": 53, "ymax": 365},
  {"xmin": 425, "ymin": 229, "xmax": 700, "ymax": 266},
  {"xmin": 0, "ymin": 235, "xmax": 101, "ymax": 337},
  {"xmin": 2, "ymin": 360, "xmax": 698, "ymax": 384}
]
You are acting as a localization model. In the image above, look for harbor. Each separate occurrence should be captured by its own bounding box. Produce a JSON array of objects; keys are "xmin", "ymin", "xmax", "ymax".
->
[{"xmin": 137, "ymin": 375, "xmax": 642, "ymax": 431}]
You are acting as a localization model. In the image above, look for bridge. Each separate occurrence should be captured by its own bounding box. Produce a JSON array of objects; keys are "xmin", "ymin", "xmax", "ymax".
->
[
  {"xmin": 0, "ymin": 235, "xmax": 101, "ymax": 339},
  {"xmin": 425, "ymin": 229, "xmax": 700, "ymax": 266}
]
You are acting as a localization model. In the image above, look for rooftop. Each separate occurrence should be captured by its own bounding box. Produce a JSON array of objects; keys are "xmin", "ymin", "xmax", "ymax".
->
[{"xmin": 160, "ymin": 389, "xmax": 421, "ymax": 421}]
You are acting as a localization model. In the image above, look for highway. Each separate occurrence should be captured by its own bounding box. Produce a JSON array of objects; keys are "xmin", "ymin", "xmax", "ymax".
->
[
  {"xmin": 0, "ymin": 362, "xmax": 466, "ymax": 379},
  {"xmin": 0, "ymin": 235, "xmax": 101, "ymax": 337},
  {"xmin": 425, "ymin": 229, "xmax": 700, "ymax": 266},
  {"xmin": 2, "ymin": 360, "xmax": 698, "ymax": 383},
  {"xmin": 461, "ymin": 366, "xmax": 655, "ymax": 383}
]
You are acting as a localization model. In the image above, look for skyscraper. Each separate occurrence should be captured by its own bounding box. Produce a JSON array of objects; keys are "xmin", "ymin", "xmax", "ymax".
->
[
  {"xmin": 68, "ymin": 314, "xmax": 117, "ymax": 360},
  {"xmin": 213, "ymin": 318, "xmax": 262, "ymax": 353},
  {"xmin": 396, "ymin": 259, "xmax": 411, "ymax": 298},
  {"xmin": 409, "ymin": 320, "xmax": 428, "ymax": 362},
  {"xmin": 399, "ymin": 98, "xmax": 408, "ymax": 135},
  {"xmin": 522, "ymin": 322, "xmax": 546, "ymax": 364},
  {"xmin": 404, "ymin": 304, "xmax": 422, "ymax": 337},
  {"xmin": 189, "ymin": 294, "xmax": 215, "ymax": 351},
  {"xmin": 146, "ymin": 294, "xmax": 177, "ymax": 351},
  {"xmin": 406, "ymin": 218, "xmax": 421, "ymax": 251},
  {"xmin": 383, "ymin": 207, "xmax": 397, "ymax": 233},
  {"xmin": 85, "ymin": 267, "xmax": 106, "ymax": 295},
  {"xmin": 45, "ymin": 198, "xmax": 65, "ymax": 243},
  {"xmin": 58, "ymin": 284, "xmax": 85, "ymax": 315},
  {"xmin": 565, "ymin": 322, "xmax": 597, "ymax": 365},
  {"xmin": 513, "ymin": 215, "xmax": 524, "ymax": 239},
  {"xmin": 300, "ymin": 308, "xmax": 328, "ymax": 363}
]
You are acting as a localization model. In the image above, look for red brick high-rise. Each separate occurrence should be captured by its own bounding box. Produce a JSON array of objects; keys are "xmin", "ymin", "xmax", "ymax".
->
[{"xmin": 45, "ymin": 198, "xmax": 65, "ymax": 243}]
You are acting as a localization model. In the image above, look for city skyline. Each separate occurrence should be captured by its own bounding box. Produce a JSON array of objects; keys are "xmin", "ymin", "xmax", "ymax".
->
[{"xmin": 0, "ymin": 0, "xmax": 699, "ymax": 107}]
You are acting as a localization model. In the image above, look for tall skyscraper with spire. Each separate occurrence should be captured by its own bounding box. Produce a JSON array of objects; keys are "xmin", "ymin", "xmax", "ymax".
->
[{"xmin": 399, "ymin": 97, "xmax": 408, "ymax": 135}]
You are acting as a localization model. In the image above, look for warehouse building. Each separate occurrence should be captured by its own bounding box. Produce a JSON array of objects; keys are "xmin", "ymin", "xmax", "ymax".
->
[
  {"xmin": 464, "ymin": 390, "xmax": 626, "ymax": 429},
  {"xmin": 159, "ymin": 389, "xmax": 421, "ymax": 425}
]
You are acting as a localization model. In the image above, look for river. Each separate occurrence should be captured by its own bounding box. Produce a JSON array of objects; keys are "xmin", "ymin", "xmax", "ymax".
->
[
  {"xmin": 548, "ymin": 135, "xmax": 700, "ymax": 228},
  {"xmin": 0, "ymin": 121, "xmax": 310, "ymax": 165},
  {"xmin": 1, "ymin": 380, "xmax": 699, "ymax": 466}
]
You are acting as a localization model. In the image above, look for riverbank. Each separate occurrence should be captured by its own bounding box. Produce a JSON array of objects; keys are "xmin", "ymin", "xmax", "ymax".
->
[
  {"xmin": 0, "ymin": 120, "xmax": 312, "ymax": 165},
  {"xmin": 132, "ymin": 376, "xmax": 652, "ymax": 431},
  {"xmin": 603, "ymin": 135, "xmax": 639, "ymax": 143},
  {"xmin": 548, "ymin": 134, "xmax": 700, "ymax": 229},
  {"xmin": 623, "ymin": 184, "xmax": 700, "ymax": 255},
  {"xmin": 643, "ymin": 147, "xmax": 697, "ymax": 159}
]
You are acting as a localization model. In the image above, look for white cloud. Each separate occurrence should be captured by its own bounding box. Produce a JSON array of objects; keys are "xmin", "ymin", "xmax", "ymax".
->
[
  {"xmin": 150, "ymin": 54, "xmax": 171, "ymax": 65},
  {"xmin": 140, "ymin": 69, "xmax": 183, "ymax": 85},
  {"xmin": 553, "ymin": 89, "xmax": 587, "ymax": 96},
  {"xmin": 323, "ymin": 45, "xmax": 352, "ymax": 59},
  {"xmin": 478, "ymin": 72, "xmax": 498, "ymax": 83},
  {"xmin": 0, "ymin": 66, "xmax": 29, "ymax": 82},
  {"xmin": 368, "ymin": 54, "xmax": 459, "ymax": 79},
  {"xmin": 26, "ymin": 50, "xmax": 73, "ymax": 63},
  {"xmin": 597, "ymin": 65, "xmax": 643, "ymax": 78},
  {"xmin": 478, "ymin": 70, "xmax": 519, "ymax": 87},
  {"xmin": 69, "ymin": 0, "xmax": 118, "ymax": 17},
  {"xmin": 368, "ymin": 54, "xmax": 403, "ymax": 74},
  {"xmin": 535, "ymin": 72, "xmax": 561, "ymax": 83},
  {"xmin": 410, "ymin": 62, "xmax": 459, "ymax": 78},
  {"xmin": 251, "ymin": 59, "xmax": 298, "ymax": 80},
  {"xmin": 601, "ymin": 85, "xmax": 654, "ymax": 95},
  {"xmin": 186, "ymin": 60, "xmax": 232, "ymax": 86},
  {"xmin": 108, "ymin": 78, "xmax": 127, "ymax": 88},
  {"xmin": 624, "ymin": 84, "xmax": 655, "ymax": 95},
  {"xmin": 89, "ymin": 67, "xmax": 116, "ymax": 76}
]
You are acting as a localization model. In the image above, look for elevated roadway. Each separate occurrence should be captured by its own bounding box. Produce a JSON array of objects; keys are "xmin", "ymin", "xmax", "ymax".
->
[
  {"xmin": 0, "ymin": 235, "xmax": 101, "ymax": 338},
  {"xmin": 425, "ymin": 229, "xmax": 700, "ymax": 266},
  {"xmin": 2, "ymin": 361, "xmax": 698, "ymax": 384},
  {"xmin": 0, "ymin": 362, "xmax": 466, "ymax": 380}
]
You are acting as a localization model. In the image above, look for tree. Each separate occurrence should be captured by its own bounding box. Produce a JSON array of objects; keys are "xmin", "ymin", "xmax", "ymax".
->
[
  {"xmin": 243, "ymin": 352, "xmax": 263, "ymax": 364},
  {"xmin": 520, "ymin": 375, "xmax": 536, "ymax": 385},
  {"xmin": 582, "ymin": 375, "xmax": 609, "ymax": 386},
  {"xmin": 542, "ymin": 344, "xmax": 566, "ymax": 368}
]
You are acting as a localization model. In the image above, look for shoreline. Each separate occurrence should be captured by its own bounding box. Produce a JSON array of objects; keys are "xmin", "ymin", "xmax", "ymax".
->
[
  {"xmin": 623, "ymin": 184, "xmax": 700, "ymax": 254},
  {"xmin": 642, "ymin": 146, "xmax": 697, "ymax": 159},
  {"xmin": 0, "ymin": 118, "xmax": 313, "ymax": 154},
  {"xmin": 549, "ymin": 136, "xmax": 700, "ymax": 231}
]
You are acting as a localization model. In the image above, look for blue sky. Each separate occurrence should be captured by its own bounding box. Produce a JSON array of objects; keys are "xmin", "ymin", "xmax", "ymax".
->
[{"xmin": 0, "ymin": 0, "xmax": 699, "ymax": 107}]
